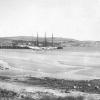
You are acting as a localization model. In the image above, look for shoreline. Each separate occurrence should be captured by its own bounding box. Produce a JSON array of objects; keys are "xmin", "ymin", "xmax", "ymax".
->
[{"xmin": 0, "ymin": 76, "xmax": 99, "ymax": 99}]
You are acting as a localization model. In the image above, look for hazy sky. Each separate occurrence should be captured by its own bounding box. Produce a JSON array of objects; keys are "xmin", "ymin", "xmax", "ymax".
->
[{"xmin": 0, "ymin": 0, "xmax": 100, "ymax": 40}]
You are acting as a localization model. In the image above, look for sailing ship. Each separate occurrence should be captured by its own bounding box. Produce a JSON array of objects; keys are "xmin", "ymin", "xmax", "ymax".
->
[{"xmin": 28, "ymin": 33, "xmax": 63, "ymax": 50}]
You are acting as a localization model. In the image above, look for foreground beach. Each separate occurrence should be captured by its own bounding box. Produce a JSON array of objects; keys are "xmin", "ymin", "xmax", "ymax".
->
[{"xmin": 0, "ymin": 76, "xmax": 100, "ymax": 100}]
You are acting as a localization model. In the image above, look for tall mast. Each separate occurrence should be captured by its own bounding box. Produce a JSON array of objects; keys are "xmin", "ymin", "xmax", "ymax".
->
[
  {"xmin": 52, "ymin": 33, "xmax": 54, "ymax": 47},
  {"xmin": 44, "ymin": 32, "xmax": 47, "ymax": 47},
  {"xmin": 37, "ymin": 32, "xmax": 39, "ymax": 46},
  {"xmin": 32, "ymin": 33, "xmax": 34, "ymax": 45}
]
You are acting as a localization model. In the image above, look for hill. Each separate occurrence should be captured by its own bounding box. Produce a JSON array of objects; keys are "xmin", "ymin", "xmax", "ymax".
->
[
  {"xmin": 1, "ymin": 36, "xmax": 78, "ymax": 42},
  {"xmin": 0, "ymin": 36, "xmax": 100, "ymax": 47}
]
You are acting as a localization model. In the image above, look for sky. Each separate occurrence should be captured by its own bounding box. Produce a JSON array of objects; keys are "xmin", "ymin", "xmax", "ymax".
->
[{"xmin": 0, "ymin": 0, "xmax": 100, "ymax": 40}]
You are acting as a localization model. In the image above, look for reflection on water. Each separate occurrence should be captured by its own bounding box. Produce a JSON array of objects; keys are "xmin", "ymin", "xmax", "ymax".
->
[{"xmin": 0, "ymin": 49, "xmax": 100, "ymax": 79}]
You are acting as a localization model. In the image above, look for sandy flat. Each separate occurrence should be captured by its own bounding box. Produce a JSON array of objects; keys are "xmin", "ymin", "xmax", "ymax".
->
[{"xmin": 0, "ymin": 49, "xmax": 100, "ymax": 80}]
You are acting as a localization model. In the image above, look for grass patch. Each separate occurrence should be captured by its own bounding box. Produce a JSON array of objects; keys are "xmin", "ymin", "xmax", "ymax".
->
[{"xmin": 40, "ymin": 96, "xmax": 84, "ymax": 100}]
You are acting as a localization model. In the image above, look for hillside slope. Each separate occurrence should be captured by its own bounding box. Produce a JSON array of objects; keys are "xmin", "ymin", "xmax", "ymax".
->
[{"xmin": 0, "ymin": 36, "xmax": 100, "ymax": 47}]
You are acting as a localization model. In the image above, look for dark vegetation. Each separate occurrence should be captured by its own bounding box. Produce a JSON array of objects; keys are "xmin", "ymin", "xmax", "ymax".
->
[
  {"xmin": 0, "ymin": 46, "xmax": 30, "ymax": 49},
  {"xmin": 1, "ymin": 36, "xmax": 100, "ymax": 48},
  {"xmin": 0, "ymin": 89, "xmax": 17, "ymax": 100},
  {"xmin": 0, "ymin": 76, "xmax": 99, "ymax": 100},
  {"xmin": 14, "ymin": 77, "xmax": 100, "ymax": 94},
  {"xmin": 0, "ymin": 37, "xmax": 60, "ymax": 48},
  {"xmin": 0, "ymin": 88, "xmax": 84, "ymax": 100},
  {"xmin": 0, "ymin": 75, "xmax": 100, "ymax": 94},
  {"xmin": 39, "ymin": 96, "xmax": 84, "ymax": 100},
  {"xmin": 0, "ymin": 76, "xmax": 11, "ymax": 80}
]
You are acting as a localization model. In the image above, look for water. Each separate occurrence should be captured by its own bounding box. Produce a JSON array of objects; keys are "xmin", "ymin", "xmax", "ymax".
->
[{"xmin": 0, "ymin": 49, "xmax": 100, "ymax": 80}]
